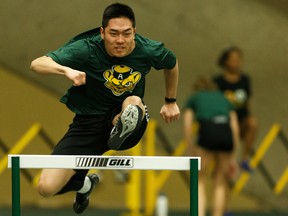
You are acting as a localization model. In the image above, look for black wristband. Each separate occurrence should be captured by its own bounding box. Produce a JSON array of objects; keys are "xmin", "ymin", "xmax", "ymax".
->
[{"xmin": 165, "ymin": 97, "xmax": 176, "ymax": 103}]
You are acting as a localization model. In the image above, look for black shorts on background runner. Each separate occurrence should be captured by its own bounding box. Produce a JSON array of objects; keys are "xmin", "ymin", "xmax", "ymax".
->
[{"xmin": 198, "ymin": 120, "xmax": 233, "ymax": 152}]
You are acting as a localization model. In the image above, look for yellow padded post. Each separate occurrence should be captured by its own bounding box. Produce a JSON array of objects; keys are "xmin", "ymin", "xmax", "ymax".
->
[
  {"xmin": 274, "ymin": 167, "xmax": 288, "ymax": 195},
  {"xmin": 0, "ymin": 123, "xmax": 41, "ymax": 174},
  {"xmin": 156, "ymin": 140, "xmax": 187, "ymax": 190},
  {"xmin": 233, "ymin": 123, "xmax": 280, "ymax": 194},
  {"xmin": 123, "ymin": 143, "xmax": 142, "ymax": 216},
  {"xmin": 145, "ymin": 119, "xmax": 157, "ymax": 216}
]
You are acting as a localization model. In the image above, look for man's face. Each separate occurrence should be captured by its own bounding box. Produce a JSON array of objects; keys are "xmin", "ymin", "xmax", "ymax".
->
[
  {"xmin": 101, "ymin": 17, "xmax": 136, "ymax": 58},
  {"xmin": 225, "ymin": 51, "xmax": 242, "ymax": 71}
]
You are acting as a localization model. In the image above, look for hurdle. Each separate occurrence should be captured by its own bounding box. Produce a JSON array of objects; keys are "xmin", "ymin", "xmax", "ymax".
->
[{"xmin": 8, "ymin": 154, "xmax": 201, "ymax": 216}]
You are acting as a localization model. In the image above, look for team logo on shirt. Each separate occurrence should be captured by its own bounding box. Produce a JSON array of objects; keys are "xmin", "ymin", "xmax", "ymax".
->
[
  {"xmin": 103, "ymin": 65, "xmax": 141, "ymax": 96},
  {"xmin": 224, "ymin": 89, "xmax": 248, "ymax": 107}
]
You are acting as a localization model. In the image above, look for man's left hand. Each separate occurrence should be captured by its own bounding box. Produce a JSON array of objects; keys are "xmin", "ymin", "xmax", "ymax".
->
[{"xmin": 160, "ymin": 103, "xmax": 180, "ymax": 123}]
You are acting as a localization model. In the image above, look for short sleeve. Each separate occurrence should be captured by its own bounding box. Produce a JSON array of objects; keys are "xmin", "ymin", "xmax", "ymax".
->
[
  {"xmin": 46, "ymin": 39, "xmax": 91, "ymax": 69},
  {"xmin": 148, "ymin": 42, "xmax": 177, "ymax": 70}
]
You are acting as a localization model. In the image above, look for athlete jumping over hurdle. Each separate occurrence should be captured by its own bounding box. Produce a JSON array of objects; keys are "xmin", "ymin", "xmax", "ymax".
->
[{"xmin": 30, "ymin": 3, "xmax": 180, "ymax": 214}]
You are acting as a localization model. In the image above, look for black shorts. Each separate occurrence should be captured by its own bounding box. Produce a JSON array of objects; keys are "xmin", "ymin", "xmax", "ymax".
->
[
  {"xmin": 52, "ymin": 105, "xmax": 149, "ymax": 157},
  {"xmin": 198, "ymin": 120, "xmax": 233, "ymax": 152}
]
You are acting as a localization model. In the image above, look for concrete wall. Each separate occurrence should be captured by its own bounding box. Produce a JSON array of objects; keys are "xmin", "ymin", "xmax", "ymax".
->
[{"xmin": 1, "ymin": 0, "xmax": 288, "ymax": 210}]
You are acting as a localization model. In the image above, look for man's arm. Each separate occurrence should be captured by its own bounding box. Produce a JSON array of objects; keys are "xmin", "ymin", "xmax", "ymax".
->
[
  {"xmin": 159, "ymin": 61, "xmax": 180, "ymax": 123},
  {"xmin": 30, "ymin": 56, "xmax": 86, "ymax": 86},
  {"xmin": 183, "ymin": 108, "xmax": 195, "ymax": 155}
]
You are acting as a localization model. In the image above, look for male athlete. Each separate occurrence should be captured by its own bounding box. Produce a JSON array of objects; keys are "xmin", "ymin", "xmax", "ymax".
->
[{"xmin": 30, "ymin": 3, "xmax": 180, "ymax": 214}]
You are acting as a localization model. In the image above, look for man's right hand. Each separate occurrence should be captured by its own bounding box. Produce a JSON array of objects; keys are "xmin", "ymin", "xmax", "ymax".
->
[
  {"xmin": 30, "ymin": 56, "xmax": 86, "ymax": 86},
  {"xmin": 64, "ymin": 68, "xmax": 86, "ymax": 86}
]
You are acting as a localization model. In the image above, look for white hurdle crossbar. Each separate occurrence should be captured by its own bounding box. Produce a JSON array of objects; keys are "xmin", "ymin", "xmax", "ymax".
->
[{"xmin": 8, "ymin": 154, "xmax": 201, "ymax": 216}]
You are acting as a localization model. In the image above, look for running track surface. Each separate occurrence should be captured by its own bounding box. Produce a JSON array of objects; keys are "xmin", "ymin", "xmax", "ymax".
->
[{"xmin": 0, "ymin": 208, "xmax": 287, "ymax": 216}]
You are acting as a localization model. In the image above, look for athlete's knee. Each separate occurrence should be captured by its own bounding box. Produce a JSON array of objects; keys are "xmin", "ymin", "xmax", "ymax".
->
[
  {"xmin": 249, "ymin": 116, "xmax": 258, "ymax": 129},
  {"xmin": 123, "ymin": 96, "xmax": 145, "ymax": 113},
  {"xmin": 213, "ymin": 167, "xmax": 227, "ymax": 182},
  {"xmin": 37, "ymin": 178, "xmax": 57, "ymax": 197},
  {"xmin": 124, "ymin": 96, "xmax": 143, "ymax": 106},
  {"xmin": 37, "ymin": 172, "xmax": 66, "ymax": 197},
  {"xmin": 245, "ymin": 116, "xmax": 258, "ymax": 131}
]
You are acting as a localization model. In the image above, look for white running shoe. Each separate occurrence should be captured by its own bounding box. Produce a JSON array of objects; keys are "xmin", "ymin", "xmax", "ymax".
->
[{"xmin": 108, "ymin": 104, "xmax": 143, "ymax": 150}]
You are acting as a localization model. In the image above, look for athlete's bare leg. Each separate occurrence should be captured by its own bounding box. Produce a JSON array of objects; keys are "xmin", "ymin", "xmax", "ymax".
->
[
  {"xmin": 240, "ymin": 116, "xmax": 257, "ymax": 160},
  {"xmin": 196, "ymin": 147, "xmax": 214, "ymax": 216},
  {"xmin": 212, "ymin": 152, "xmax": 232, "ymax": 216},
  {"xmin": 37, "ymin": 169, "xmax": 76, "ymax": 197}
]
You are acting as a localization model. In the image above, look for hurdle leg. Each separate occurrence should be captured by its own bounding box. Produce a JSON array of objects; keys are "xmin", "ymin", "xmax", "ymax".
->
[
  {"xmin": 12, "ymin": 156, "xmax": 21, "ymax": 216},
  {"xmin": 190, "ymin": 159, "xmax": 198, "ymax": 216}
]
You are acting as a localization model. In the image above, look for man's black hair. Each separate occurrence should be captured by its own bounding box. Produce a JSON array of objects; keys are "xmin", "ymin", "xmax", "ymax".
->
[
  {"xmin": 218, "ymin": 46, "xmax": 243, "ymax": 68},
  {"xmin": 102, "ymin": 3, "xmax": 136, "ymax": 28}
]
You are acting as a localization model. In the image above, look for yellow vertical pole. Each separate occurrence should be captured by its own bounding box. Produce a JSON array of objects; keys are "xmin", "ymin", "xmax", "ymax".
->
[
  {"xmin": 156, "ymin": 140, "xmax": 187, "ymax": 190},
  {"xmin": 274, "ymin": 167, "xmax": 288, "ymax": 195},
  {"xmin": 233, "ymin": 123, "xmax": 280, "ymax": 193},
  {"xmin": 145, "ymin": 119, "xmax": 157, "ymax": 216},
  {"xmin": 124, "ymin": 142, "xmax": 142, "ymax": 216},
  {"xmin": 249, "ymin": 124, "xmax": 280, "ymax": 169},
  {"xmin": 0, "ymin": 123, "xmax": 41, "ymax": 174}
]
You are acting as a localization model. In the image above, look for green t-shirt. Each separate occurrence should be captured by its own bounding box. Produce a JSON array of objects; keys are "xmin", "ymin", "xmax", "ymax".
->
[
  {"xmin": 184, "ymin": 91, "xmax": 234, "ymax": 121},
  {"xmin": 46, "ymin": 28, "xmax": 177, "ymax": 115}
]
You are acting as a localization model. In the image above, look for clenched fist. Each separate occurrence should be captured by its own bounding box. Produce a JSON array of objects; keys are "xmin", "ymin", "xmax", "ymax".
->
[
  {"xmin": 64, "ymin": 68, "xmax": 86, "ymax": 86},
  {"xmin": 160, "ymin": 103, "xmax": 180, "ymax": 123}
]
